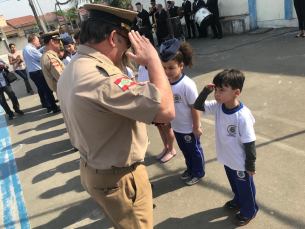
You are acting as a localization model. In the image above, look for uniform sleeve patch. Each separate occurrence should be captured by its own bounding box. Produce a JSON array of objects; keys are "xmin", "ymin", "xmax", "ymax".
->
[
  {"xmin": 114, "ymin": 77, "xmax": 136, "ymax": 91},
  {"xmin": 52, "ymin": 60, "xmax": 60, "ymax": 67}
]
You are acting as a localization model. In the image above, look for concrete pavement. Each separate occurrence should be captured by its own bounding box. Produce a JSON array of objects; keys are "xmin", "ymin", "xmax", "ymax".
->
[{"xmin": 0, "ymin": 28, "xmax": 305, "ymax": 228}]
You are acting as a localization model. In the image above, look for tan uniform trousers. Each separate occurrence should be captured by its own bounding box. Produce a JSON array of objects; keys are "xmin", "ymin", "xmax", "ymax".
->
[{"xmin": 80, "ymin": 160, "xmax": 153, "ymax": 229}]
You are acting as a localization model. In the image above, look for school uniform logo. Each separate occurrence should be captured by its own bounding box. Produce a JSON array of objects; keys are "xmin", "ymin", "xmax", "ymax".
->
[
  {"xmin": 173, "ymin": 94, "xmax": 181, "ymax": 103},
  {"xmin": 227, "ymin": 125, "xmax": 237, "ymax": 137},
  {"xmin": 237, "ymin": 171, "xmax": 245, "ymax": 179},
  {"xmin": 184, "ymin": 135, "xmax": 192, "ymax": 142}
]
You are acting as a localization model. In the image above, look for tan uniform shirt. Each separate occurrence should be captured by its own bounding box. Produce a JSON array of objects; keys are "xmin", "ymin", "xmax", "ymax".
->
[
  {"xmin": 40, "ymin": 49, "xmax": 65, "ymax": 92},
  {"xmin": 57, "ymin": 45, "xmax": 161, "ymax": 170}
]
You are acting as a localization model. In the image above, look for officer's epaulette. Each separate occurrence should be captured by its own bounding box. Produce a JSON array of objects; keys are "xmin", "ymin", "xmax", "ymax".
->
[{"xmin": 96, "ymin": 62, "xmax": 122, "ymax": 76}]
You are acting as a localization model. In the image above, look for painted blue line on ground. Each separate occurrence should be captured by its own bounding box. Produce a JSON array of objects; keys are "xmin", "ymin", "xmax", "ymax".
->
[
  {"xmin": 285, "ymin": 0, "xmax": 293, "ymax": 20},
  {"xmin": 0, "ymin": 107, "xmax": 30, "ymax": 229}
]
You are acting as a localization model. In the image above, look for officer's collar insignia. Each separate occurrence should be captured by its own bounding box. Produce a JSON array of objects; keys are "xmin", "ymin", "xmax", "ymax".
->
[
  {"xmin": 115, "ymin": 77, "xmax": 136, "ymax": 91},
  {"xmin": 121, "ymin": 23, "xmax": 131, "ymax": 31}
]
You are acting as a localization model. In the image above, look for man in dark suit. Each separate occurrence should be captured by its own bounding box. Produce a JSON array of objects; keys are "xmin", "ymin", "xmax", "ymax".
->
[
  {"xmin": 169, "ymin": 1, "xmax": 179, "ymax": 17},
  {"xmin": 149, "ymin": 0, "xmax": 157, "ymax": 24},
  {"xmin": 135, "ymin": 2, "xmax": 154, "ymax": 45},
  {"xmin": 182, "ymin": 0, "xmax": 196, "ymax": 39},
  {"xmin": 155, "ymin": 4, "xmax": 169, "ymax": 46},
  {"xmin": 193, "ymin": 0, "xmax": 207, "ymax": 38},
  {"xmin": 204, "ymin": 0, "xmax": 222, "ymax": 39}
]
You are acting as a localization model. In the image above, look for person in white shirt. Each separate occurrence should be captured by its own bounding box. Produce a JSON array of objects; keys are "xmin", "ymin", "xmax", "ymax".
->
[
  {"xmin": 62, "ymin": 36, "xmax": 78, "ymax": 58},
  {"xmin": 194, "ymin": 69, "xmax": 259, "ymax": 226},
  {"xmin": 159, "ymin": 39, "xmax": 205, "ymax": 181},
  {"xmin": 137, "ymin": 65, "xmax": 150, "ymax": 82},
  {"xmin": 58, "ymin": 47, "xmax": 71, "ymax": 66},
  {"xmin": 123, "ymin": 66, "xmax": 136, "ymax": 82}
]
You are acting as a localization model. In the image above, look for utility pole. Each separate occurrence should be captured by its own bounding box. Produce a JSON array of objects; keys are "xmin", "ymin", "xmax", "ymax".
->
[
  {"xmin": 56, "ymin": 1, "xmax": 71, "ymax": 35},
  {"xmin": 28, "ymin": 0, "xmax": 45, "ymax": 33}
]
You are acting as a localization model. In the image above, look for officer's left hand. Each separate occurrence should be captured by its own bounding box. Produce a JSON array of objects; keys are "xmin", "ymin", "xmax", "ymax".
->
[
  {"xmin": 246, "ymin": 170, "xmax": 256, "ymax": 177},
  {"xmin": 193, "ymin": 127, "xmax": 202, "ymax": 138}
]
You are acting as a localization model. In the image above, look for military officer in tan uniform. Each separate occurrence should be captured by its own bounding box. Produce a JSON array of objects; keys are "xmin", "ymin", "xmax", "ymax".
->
[
  {"xmin": 57, "ymin": 4, "xmax": 175, "ymax": 229},
  {"xmin": 40, "ymin": 30, "xmax": 65, "ymax": 92}
]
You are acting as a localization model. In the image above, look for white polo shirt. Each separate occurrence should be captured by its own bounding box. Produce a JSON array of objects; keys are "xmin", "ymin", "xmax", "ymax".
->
[
  {"xmin": 170, "ymin": 74, "xmax": 199, "ymax": 134},
  {"xmin": 202, "ymin": 101, "xmax": 256, "ymax": 171},
  {"xmin": 138, "ymin": 65, "xmax": 150, "ymax": 82}
]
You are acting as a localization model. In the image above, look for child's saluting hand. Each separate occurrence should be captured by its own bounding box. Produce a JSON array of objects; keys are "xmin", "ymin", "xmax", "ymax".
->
[{"xmin": 205, "ymin": 83, "xmax": 216, "ymax": 91}]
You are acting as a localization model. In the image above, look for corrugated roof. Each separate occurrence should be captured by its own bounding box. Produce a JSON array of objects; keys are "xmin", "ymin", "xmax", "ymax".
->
[{"xmin": 6, "ymin": 15, "xmax": 36, "ymax": 28}]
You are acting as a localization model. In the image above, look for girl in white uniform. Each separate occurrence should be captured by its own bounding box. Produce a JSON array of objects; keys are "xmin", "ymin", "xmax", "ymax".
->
[{"xmin": 159, "ymin": 39, "xmax": 205, "ymax": 185}]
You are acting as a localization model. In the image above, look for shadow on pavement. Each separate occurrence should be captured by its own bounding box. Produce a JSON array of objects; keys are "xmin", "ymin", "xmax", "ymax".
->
[
  {"xmin": 154, "ymin": 207, "xmax": 236, "ymax": 229},
  {"xmin": 0, "ymin": 139, "xmax": 75, "ymax": 180},
  {"xmin": 39, "ymin": 175, "xmax": 84, "ymax": 199},
  {"xmin": 34, "ymin": 198, "xmax": 112, "ymax": 229},
  {"xmin": 18, "ymin": 118, "xmax": 64, "ymax": 134},
  {"xmin": 14, "ymin": 128, "xmax": 67, "ymax": 145},
  {"xmin": 32, "ymin": 158, "xmax": 80, "ymax": 184},
  {"xmin": 5, "ymin": 106, "xmax": 62, "ymax": 127}
]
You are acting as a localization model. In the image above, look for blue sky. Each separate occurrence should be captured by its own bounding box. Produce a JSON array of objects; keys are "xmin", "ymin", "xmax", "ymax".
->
[{"xmin": 0, "ymin": 0, "xmax": 73, "ymax": 20}]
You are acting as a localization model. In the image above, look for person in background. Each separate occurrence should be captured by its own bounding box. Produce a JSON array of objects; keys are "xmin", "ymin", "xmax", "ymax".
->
[
  {"xmin": 182, "ymin": 0, "xmax": 196, "ymax": 39},
  {"xmin": 294, "ymin": 0, "xmax": 305, "ymax": 37},
  {"xmin": 62, "ymin": 36, "xmax": 78, "ymax": 58},
  {"xmin": 204, "ymin": 0, "xmax": 222, "ymax": 39},
  {"xmin": 58, "ymin": 47, "xmax": 71, "ymax": 66},
  {"xmin": 155, "ymin": 4, "xmax": 169, "ymax": 46},
  {"xmin": 170, "ymin": 1, "xmax": 178, "ymax": 17},
  {"xmin": 40, "ymin": 30, "xmax": 65, "ymax": 94},
  {"xmin": 193, "ymin": 0, "xmax": 207, "ymax": 38},
  {"xmin": 8, "ymin": 43, "xmax": 34, "ymax": 94},
  {"xmin": 135, "ymin": 2, "xmax": 154, "ymax": 45},
  {"xmin": 22, "ymin": 33, "xmax": 60, "ymax": 113},
  {"xmin": 149, "ymin": 0, "xmax": 158, "ymax": 24},
  {"xmin": 73, "ymin": 31, "xmax": 81, "ymax": 45},
  {"xmin": 123, "ymin": 66, "xmax": 136, "ymax": 82},
  {"xmin": 138, "ymin": 65, "xmax": 150, "ymax": 82},
  {"xmin": 0, "ymin": 58, "xmax": 24, "ymax": 120},
  {"xmin": 59, "ymin": 28, "xmax": 69, "ymax": 38}
]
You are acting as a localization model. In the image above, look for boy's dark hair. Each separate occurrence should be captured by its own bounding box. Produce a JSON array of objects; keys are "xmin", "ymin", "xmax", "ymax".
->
[
  {"xmin": 9, "ymin": 43, "xmax": 15, "ymax": 49},
  {"xmin": 80, "ymin": 19, "xmax": 121, "ymax": 45},
  {"xmin": 213, "ymin": 69, "xmax": 245, "ymax": 92},
  {"xmin": 171, "ymin": 42, "xmax": 194, "ymax": 68}
]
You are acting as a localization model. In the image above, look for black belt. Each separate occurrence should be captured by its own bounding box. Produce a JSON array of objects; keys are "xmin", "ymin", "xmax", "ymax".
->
[{"xmin": 80, "ymin": 157, "xmax": 139, "ymax": 175}]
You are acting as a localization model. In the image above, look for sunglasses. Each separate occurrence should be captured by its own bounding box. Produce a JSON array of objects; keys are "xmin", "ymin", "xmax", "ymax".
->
[{"xmin": 116, "ymin": 31, "xmax": 131, "ymax": 49}]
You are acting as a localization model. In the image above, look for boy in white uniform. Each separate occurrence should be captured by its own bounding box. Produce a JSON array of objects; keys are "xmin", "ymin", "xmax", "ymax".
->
[{"xmin": 194, "ymin": 69, "xmax": 258, "ymax": 226}]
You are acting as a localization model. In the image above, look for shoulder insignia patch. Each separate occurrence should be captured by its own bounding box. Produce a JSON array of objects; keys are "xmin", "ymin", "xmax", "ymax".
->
[
  {"xmin": 115, "ymin": 77, "xmax": 136, "ymax": 91},
  {"xmin": 52, "ymin": 60, "xmax": 60, "ymax": 68}
]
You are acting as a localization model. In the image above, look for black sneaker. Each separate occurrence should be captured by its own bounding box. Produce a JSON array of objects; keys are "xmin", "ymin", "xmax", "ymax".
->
[
  {"xmin": 47, "ymin": 107, "xmax": 53, "ymax": 113},
  {"xmin": 234, "ymin": 212, "xmax": 256, "ymax": 226},
  {"xmin": 8, "ymin": 113, "xmax": 15, "ymax": 120},
  {"xmin": 180, "ymin": 170, "xmax": 192, "ymax": 180},
  {"xmin": 15, "ymin": 110, "xmax": 24, "ymax": 115},
  {"xmin": 224, "ymin": 200, "xmax": 241, "ymax": 211}
]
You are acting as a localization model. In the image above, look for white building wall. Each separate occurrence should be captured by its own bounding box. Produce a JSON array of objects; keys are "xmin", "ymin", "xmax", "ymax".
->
[{"xmin": 218, "ymin": 0, "xmax": 248, "ymax": 17}]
